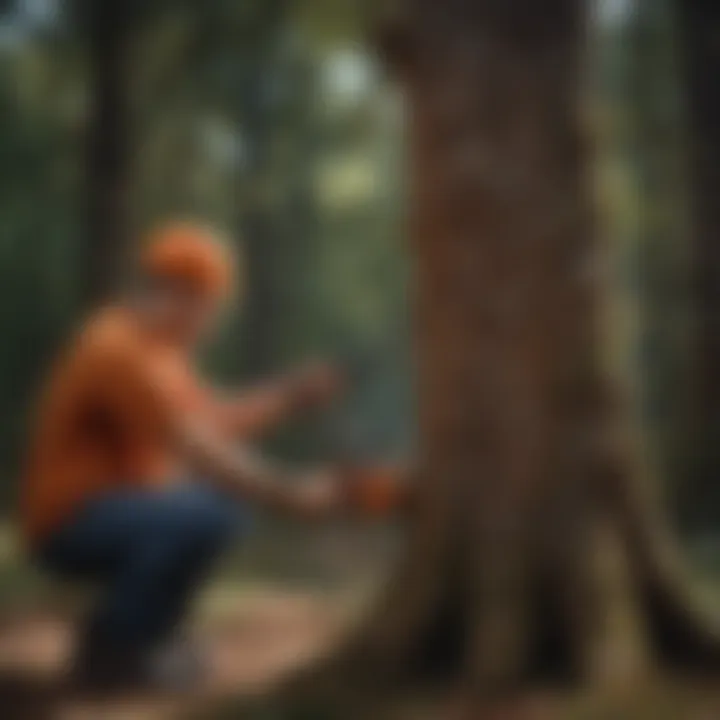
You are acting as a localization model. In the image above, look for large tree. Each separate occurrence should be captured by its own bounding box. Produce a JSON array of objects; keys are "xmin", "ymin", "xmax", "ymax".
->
[{"xmin": 224, "ymin": 0, "xmax": 720, "ymax": 715}]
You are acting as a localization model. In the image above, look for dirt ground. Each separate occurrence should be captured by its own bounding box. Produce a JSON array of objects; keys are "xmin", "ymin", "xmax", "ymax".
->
[
  {"xmin": 0, "ymin": 587, "xmax": 347, "ymax": 720},
  {"xmin": 3, "ymin": 585, "xmax": 720, "ymax": 719}
]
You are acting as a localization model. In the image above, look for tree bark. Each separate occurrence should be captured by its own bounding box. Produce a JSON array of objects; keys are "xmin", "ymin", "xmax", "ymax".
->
[
  {"xmin": 334, "ymin": 0, "xmax": 720, "ymax": 693},
  {"xmin": 675, "ymin": 0, "xmax": 720, "ymax": 524},
  {"xmin": 82, "ymin": 0, "xmax": 135, "ymax": 308},
  {"xmin": 352, "ymin": 0, "xmax": 614, "ymax": 690},
  {"xmin": 219, "ymin": 0, "xmax": 720, "ymax": 714}
]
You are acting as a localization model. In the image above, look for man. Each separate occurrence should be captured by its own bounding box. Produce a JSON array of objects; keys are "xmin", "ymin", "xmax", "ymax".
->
[{"xmin": 21, "ymin": 221, "xmax": 347, "ymax": 690}]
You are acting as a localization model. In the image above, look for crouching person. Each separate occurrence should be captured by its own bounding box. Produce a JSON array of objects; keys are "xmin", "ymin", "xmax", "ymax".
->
[{"xmin": 20, "ymin": 222, "xmax": 346, "ymax": 692}]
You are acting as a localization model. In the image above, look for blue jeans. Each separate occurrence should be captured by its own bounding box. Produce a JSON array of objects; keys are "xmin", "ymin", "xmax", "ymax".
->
[{"xmin": 36, "ymin": 483, "xmax": 251, "ymax": 655}]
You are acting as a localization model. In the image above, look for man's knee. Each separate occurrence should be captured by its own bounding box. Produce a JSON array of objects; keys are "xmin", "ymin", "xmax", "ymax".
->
[
  {"xmin": 175, "ymin": 496, "xmax": 237, "ymax": 558},
  {"xmin": 136, "ymin": 486, "xmax": 248, "ymax": 570},
  {"xmin": 177, "ymin": 485, "xmax": 249, "ymax": 538}
]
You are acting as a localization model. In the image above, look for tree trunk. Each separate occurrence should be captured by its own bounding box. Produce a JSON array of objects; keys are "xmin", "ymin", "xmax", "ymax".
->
[
  {"xmin": 236, "ymin": 82, "xmax": 280, "ymax": 377},
  {"xmin": 82, "ymin": 0, "xmax": 135, "ymax": 308},
  {"xmin": 351, "ymin": 0, "xmax": 620, "ymax": 690},
  {"xmin": 224, "ymin": 0, "xmax": 720, "ymax": 714},
  {"xmin": 233, "ymin": 0, "xmax": 289, "ymax": 377},
  {"xmin": 675, "ymin": 0, "xmax": 720, "ymax": 525},
  {"xmin": 336, "ymin": 0, "xmax": 720, "ymax": 693}
]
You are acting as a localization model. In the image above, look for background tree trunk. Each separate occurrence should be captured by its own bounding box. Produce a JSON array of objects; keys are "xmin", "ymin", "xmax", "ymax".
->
[
  {"xmin": 675, "ymin": 0, "xmax": 720, "ymax": 526},
  {"xmin": 232, "ymin": 0, "xmax": 290, "ymax": 377},
  {"xmin": 81, "ymin": 0, "xmax": 135, "ymax": 307}
]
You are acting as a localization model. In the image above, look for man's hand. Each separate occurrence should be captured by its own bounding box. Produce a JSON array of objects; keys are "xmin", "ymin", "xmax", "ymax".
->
[
  {"xmin": 288, "ymin": 361, "xmax": 345, "ymax": 411},
  {"xmin": 179, "ymin": 415, "xmax": 348, "ymax": 519}
]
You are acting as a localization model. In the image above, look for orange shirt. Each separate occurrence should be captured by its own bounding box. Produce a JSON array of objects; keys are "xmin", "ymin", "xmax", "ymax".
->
[{"xmin": 21, "ymin": 306, "xmax": 209, "ymax": 544}]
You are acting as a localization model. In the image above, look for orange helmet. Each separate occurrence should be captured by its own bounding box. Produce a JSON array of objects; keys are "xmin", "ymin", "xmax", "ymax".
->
[{"xmin": 139, "ymin": 222, "xmax": 237, "ymax": 300}]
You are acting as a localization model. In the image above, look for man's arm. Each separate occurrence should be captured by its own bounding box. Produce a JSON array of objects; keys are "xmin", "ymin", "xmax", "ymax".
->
[
  {"xmin": 211, "ymin": 361, "xmax": 344, "ymax": 439},
  {"xmin": 98, "ymin": 342, "xmax": 344, "ymax": 518},
  {"xmin": 211, "ymin": 378, "xmax": 302, "ymax": 439},
  {"xmin": 177, "ymin": 415, "xmax": 342, "ymax": 519}
]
